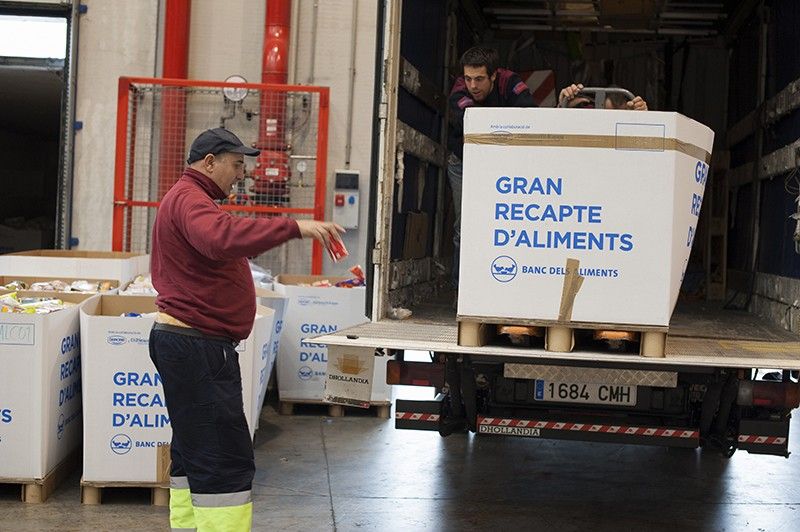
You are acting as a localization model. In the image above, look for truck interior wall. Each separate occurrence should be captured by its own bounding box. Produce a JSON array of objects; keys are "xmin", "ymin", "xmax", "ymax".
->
[
  {"xmin": 670, "ymin": 45, "xmax": 729, "ymax": 148},
  {"xmin": 758, "ymin": 178, "xmax": 800, "ymax": 276},
  {"xmin": 757, "ymin": 0, "xmax": 800, "ymax": 280},
  {"xmin": 393, "ymin": 0, "xmax": 447, "ymax": 266},
  {"xmin": 725, "ymin": 11, "xmax": 760, "ymax": 284},
  {"xmin": 729, "ymin": 184, "xmax": 754, "ymax": 274},
  {"xmin": 723, "ymin": 0, "xmax": 800, "ymax": 333}
]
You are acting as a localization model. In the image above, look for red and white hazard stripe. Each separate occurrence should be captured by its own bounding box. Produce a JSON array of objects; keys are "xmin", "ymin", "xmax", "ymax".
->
[
  {"xmin": 396, "ymin": 411, "xmax": 439, "ymax": 422},
  {"xmin": 478, "ymin": 417, "xmax": 698, "ymax": 439},
  {"xmin": 520, "ymin": 70, "xmax": 556, "ymax": 107},
  {"xmin": 738, "ymin": 435, "xmax": 787, "ymax": 445}
]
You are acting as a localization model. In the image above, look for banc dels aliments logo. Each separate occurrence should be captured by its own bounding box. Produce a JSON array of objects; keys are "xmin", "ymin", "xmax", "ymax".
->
[
  {"xmin": 491, "ymin": 255, "xmax": 518, "ymax": 282},
  {"xmin": 110, "ymin": 434, "xmax": 133, "ymax": 455}
]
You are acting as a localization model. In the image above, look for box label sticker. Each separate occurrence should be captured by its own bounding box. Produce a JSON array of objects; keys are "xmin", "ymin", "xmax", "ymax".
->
[{"xmin": 0, "ymin": 323, "xmax": 35, "ymax": 345}]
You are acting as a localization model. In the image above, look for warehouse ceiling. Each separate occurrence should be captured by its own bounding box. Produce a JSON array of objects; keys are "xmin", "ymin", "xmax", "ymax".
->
[
  {"xmin": 475, "ymin": 0, "xmax": 733, "ymax": 38},
  {"xmin": 0, "ymin": 58, "xmax": 63, "ymax": 138}
]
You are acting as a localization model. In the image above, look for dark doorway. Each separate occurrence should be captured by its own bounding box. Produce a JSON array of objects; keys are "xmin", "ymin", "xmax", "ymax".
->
[{"xmin": 0, "ymin": 13, "xmax": 68, "ymax": 253}]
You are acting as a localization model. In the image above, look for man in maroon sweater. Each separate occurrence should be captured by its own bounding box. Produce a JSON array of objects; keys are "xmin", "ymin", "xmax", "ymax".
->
[
  {"xmin": 149, "ymin": 127, "xmax": 342, "ymax": 531},
  {"xmin": 447, "ymin": 46, "xmax": 535, "ymax": 294}
]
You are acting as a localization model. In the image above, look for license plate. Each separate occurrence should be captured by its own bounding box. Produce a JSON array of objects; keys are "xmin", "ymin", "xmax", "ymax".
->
[{"xmin": 534, "ymin": 380, "xmax": 637, "ymax": 406}]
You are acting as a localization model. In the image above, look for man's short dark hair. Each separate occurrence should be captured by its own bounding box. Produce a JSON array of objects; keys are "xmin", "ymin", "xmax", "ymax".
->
[{"xmin": 460, "ymin": 46, "xmax": 499, "ymax": 76}]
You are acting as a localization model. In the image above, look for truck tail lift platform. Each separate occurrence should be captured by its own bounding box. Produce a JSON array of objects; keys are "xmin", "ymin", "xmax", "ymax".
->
[{"xmin": 317, "ymin": 309, "xmax": 800, "ymax": 459}]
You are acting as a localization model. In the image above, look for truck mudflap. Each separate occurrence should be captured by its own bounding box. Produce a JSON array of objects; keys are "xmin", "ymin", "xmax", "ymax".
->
[
  {"xmin": 737, "ymin": 419, "xmax": 790, "ymax": 457},
  {"xmin": 476, "ymin": 416, "xmax": 700, "ymax": 448},
  {"xmin": 395, "ymin": 397, "xmax": 443, "ymax": 431}
]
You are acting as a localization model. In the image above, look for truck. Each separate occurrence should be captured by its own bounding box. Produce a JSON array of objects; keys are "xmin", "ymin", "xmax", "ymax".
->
[{"xmin": 317, "ymin": 0, "xmax": 800, "ymax": 458}]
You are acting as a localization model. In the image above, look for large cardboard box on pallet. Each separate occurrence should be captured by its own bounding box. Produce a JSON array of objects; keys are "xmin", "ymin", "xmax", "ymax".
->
[
  {"xmin": 459, "ymin": 107, "xmax": 714, "ymax": 328},
  {"xmin": 273, "ymin": 275, "xmax": 391, "ymax": 404},
  {"xmin": 0, "ymin": 291, "xmax": 96, "ymax": 480},
  {"xmin": 0, "ymin": 250, "xmax": 149, "ymax": 284},
  {"xmin": 80, "ymin": 295, "xmax": 274, "ymax": 483}
]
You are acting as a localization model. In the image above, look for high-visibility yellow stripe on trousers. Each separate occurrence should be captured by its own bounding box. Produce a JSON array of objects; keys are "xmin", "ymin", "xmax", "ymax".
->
[
  {"xmin": 192, "ymin": 490, "xmax": 252, "ymax": 532},
  {"xmin": 169, "ymin": 476, "xmax": 196, "ymax": 531}
]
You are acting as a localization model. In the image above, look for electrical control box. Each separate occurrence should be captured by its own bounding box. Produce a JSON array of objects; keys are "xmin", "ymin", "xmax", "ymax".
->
[{"xmin": 332, "ymin": 170, "xmax": 359, "ymax": 229}]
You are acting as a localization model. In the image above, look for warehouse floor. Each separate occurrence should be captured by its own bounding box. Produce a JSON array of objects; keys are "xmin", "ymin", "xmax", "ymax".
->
[{"xmin": 2, "ymin": 394, "xmax": 799, "ymax": 532}]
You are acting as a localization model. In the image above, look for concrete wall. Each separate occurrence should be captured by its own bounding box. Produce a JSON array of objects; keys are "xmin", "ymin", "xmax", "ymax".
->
[
  {"xmin": 291, "ymin": 0, "xmax": 378, "ymax": 275},
  {"xmin": 71, "ymin": 0, "xmax": 159, "ymax": 250},
  {"xmin": 188, "ymin": 0, "xmax": 265, "ymax": 83},
  {"xmin": 69, "ymin": 0, "xmax": 378, "ymax": 276}
]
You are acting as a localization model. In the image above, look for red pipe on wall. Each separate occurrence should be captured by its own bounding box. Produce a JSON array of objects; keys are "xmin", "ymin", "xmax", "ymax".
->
[
  {"xmin": 163, "ymin": 0, "xmax": 191, "ymax": 80},
  {"xmin": 252, "ymin": 0, "xmax": 291, "ymax": 198},
  {"xmin": 262, "ymin": 0, "xmax": 290, "ymax": 86},
  {"xmin": 158, "ymin": 0, "xmax": 191, "ymax": 196}
]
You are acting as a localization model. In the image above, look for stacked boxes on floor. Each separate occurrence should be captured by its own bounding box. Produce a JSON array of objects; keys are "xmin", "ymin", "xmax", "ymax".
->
[
  {"xmin": 0, "ymin": 251, "xmax": 149, "ymax": 484},
  {"xmin": 80, "ymin": 294, "xmax": 275, "ymax": 483},
  {"xmin": 274, "ymin": 274, "xmax": 391, "ymax": 405}
]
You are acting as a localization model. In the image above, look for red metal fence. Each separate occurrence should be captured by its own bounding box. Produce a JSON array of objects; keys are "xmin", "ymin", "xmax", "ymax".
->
[{"xmin": 112, "ymin": 76, "xmax": 329, "ymax": 274}]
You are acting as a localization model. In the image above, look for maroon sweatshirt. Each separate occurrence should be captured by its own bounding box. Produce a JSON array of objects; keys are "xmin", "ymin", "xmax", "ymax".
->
[{"xmin": 151, "ymin": 168, "xmax": 301, "ymax": 340}]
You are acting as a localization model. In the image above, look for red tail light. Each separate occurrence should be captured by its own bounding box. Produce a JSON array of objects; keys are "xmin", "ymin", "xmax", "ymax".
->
[
  {"xmin": 387, "ymin": 360, "xmax": 445, "ymax": 387},
  {"xmin": 738, "ymin": 381, "xmax": 800, "ymax": 408}
]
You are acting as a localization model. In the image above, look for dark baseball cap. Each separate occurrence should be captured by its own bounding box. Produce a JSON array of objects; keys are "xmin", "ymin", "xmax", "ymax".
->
[{"xmin": 187, "ymin": 127, "xmax": 260, "ymax": 164}]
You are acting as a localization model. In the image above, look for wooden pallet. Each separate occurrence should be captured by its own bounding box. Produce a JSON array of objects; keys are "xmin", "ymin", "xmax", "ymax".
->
[
  {"xmin": 278, "ymin": 400, "xmax": 392, "ymax": 419},
  {"xmin": 80, "ymin": 443, "xmax": 170, "ymax": 506},
  {"xmin": 0, "ymin": 449, "xmax": 79, "ymax": 503},
  {"xmin": 458, "ymin": 318, "xmax": 668, "ymax": 358},
  {"xmin": 80, "ymin": 480, "xmax": 170, "ymax": 506}
]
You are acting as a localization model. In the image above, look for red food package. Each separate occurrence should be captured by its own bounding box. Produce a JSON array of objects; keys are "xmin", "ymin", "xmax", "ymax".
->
[
  {"xmin": 327, "ymin": 237, "xmax": 348, "ymax": 262},
  {"xmin": 349, "ymin": 264, "xmax": 365, "ymax": 281}
]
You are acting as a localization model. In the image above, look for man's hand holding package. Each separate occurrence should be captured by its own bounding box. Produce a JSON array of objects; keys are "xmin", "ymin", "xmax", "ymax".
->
[{"xmin": 297, "ymin": 219, "xmax": 345, "ymax": 246}]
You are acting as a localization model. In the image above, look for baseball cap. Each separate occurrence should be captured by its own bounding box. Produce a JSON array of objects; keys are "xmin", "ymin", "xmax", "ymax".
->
[{"xmin": 187, "ymin": 127, "xmax": 260, "ymax": 164}]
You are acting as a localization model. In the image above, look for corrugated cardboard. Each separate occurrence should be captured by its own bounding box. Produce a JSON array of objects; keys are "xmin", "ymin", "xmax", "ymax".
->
[
  {"xmin": 0, "ymin": 291, "xmax": 96, "ymax": 479},
  {"xmin": 458, "ymin": 107, "xmax": 714, "ymax": 327},
  {"xmin": 254, "ymin": 288, "xmax": 287, "ymax": 430},
  {"xmin": 0, "ymin": 250, "xmax": 149, "ymax": 284},
  {"xmin": 402, "ymin": 211, "xmax": 429, "ymax": 260},
  {"xmin": 273, "ymin": 274, "xmax": 390, "ymax": 403},
  {"xmin": 79, "ymin": 295, "xmax": 271, "ymax": 483}
]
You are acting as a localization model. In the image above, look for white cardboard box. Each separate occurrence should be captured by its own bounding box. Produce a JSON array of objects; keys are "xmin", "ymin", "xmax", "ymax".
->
[
  {"xmin": 79, "ymin": 295, "xmax": 273, "ymax": 483},
  {"xmin": 274, "ymin": 275, "xmax": 390, "ymax": 403},
  {"xmin": 255, "ymin": 288, "xmax": 287, "ymax": 429},
  {"xmin": 459, "ymin": 107, "xmax": 714, "ymax": 327},
  {"xmin": 0, "ymin": 250, "xmax": 149, "ymax": 285},
  {"xmin": 240, "ymin": 306, "xmax": 275, "ymax": 433},
  {"xmin": 0, "ymin": 291, "xmax": 96, "ymax": 480}
]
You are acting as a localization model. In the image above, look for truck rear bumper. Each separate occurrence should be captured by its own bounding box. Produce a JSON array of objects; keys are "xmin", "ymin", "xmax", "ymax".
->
[{"xmin": 476, "ymin": 416, "xmax": 700, "ymax": 448}]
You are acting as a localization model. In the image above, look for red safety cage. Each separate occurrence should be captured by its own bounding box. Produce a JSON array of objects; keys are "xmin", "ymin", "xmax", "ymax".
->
[{"xmin": 112, "ymin": 76, "xmax": 329, "ymax": 274}]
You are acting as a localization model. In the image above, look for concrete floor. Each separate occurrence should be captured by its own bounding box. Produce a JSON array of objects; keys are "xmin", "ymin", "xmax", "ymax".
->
[{"xmin": 2, "ymin": 397, "xmax": 800, "ymax": 532}]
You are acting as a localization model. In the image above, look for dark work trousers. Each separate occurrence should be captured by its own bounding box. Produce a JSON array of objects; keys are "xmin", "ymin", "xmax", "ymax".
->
[{"xmin": 149, "ymin": 325, "xmax": 255, "ymax": 531}]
